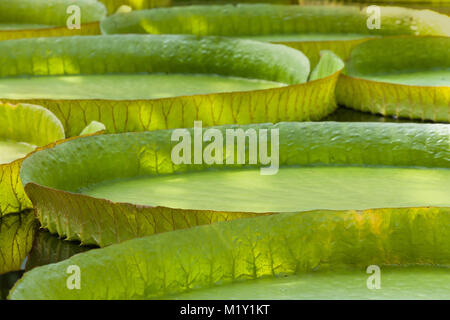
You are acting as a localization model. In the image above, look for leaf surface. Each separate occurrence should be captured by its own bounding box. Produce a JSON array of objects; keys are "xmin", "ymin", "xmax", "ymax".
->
[
  {"xmin": 9, "ymin": 207, "xmax": 450, "ymax": 299},
  {"xmin": 0, "ymin": 103, "xmax": 65, "ymax": 216},
  {"xmin": 20, "ymin": 122, "xmax": 450, "ymax": 246},
  {"xmin": 0, "ymin": 35, "xmax": 342, "ymax": 137},
  {"xmin": 98, "ymin": 0, "xmax": 296, "ymax": 14},
  {"xmin": 0, "ymin": 0, "xmax": 106, "ymax": 40},
  {"xmin": 0, "ymin": 211, "xmax": 38, "ymax": 275},
  {"xmin": 100, "ymin": 4, "xmax": 450, "ymax": 67},
  {"xmin": 337, "ymin": 36, "xmax": 450, "ymax": 122},
  {"xmin": 167, "ymin": 265, "xmax": 450, "ymax": 299}
]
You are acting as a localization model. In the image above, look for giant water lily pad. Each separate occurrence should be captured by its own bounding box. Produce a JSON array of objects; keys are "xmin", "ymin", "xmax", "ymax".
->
[
  {"xmin": 337, "ymin": 36, "xmax": 450, "ymax": 122},
  {"xmin": 0, "ymin": 0, "xmax": 106, "ymax": 40},
  {"xmin": 300, "ymin": 0, "xmax": 450, "ymax": 15},
  {"xmin": 0, "ymin": 211, "xmax": 38, "ymax": 275},
  {"xmin": 0, "ymin": 103, "xmax": 104, "ymax": 216},
  {"xmin": 100, "ymin": 4, "xmax": 450, "ymax": 67},
  {"xmin": 19, "ymin": 122, "xmax": 450, "ymax": 247},
  {"xmin": 168, "ymin": 266, "xmax": 450, "ymax": 300},
  {"xmin": 0, "ymin": 103, "xmax": 65, "ymax": 216},
  {"xmin": 98, "ymin": 0, "xmax": 297, "ymax": 14},
  {"xmin": 0, "ymin": 34, "xmax": 343, "ymax": 137},
  {"xmin": 8, "ymin": 207, "xmax": 450, "ymax": 299},
  {"xmin": 98, "ymin": 0, "xmax": 169, "ymax": 13}
]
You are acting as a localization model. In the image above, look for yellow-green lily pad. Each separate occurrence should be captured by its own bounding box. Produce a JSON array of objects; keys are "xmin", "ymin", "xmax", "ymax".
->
[
  {"xmin": 0, "ymin": 0, "xmax": 106, "ymax": 40},
  {"xmin": 0, "ymin": 211, "xmax": 38, "ymax": 275},
  {"xmin": 19, "ymin": 122, "xmax": 450, "ymax": 247},
  {"xmin": 0, "ymin": 103, "xmax": 65, "ymax": 216},
  {"xmin": 0, "ymin": 35, "xmax": 343, "ymax": 137},
  {"xmin": 8, "ymin": 206, "xmax": 450, "ymax": 299},
  {"xmin": 336, "ymin": 36, "xmax": 450, "ymax": 122},
  {"xmin": 100, "ymin": 4, "xmax": 450, "ymax": 67}
]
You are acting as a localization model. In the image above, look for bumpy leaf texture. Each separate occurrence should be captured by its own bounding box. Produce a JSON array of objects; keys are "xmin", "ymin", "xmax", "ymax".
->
[
  {"xmin": 100, "ymin": 4, "xmax": 450, "ymax": 67},
  {"xmin": 0, "ymin": 35, "xmax": 343, "ymax": 137},
  {"xmin": 9, "ymin": 207, "xmax": 450, "ymax": 299},
  {"xmin": 20, "ymin": 122, "xmax": 450, "ymax": 247},
  {"xmin": 337, "ymin": 36, "xmax": 450, "ymax": 122}
]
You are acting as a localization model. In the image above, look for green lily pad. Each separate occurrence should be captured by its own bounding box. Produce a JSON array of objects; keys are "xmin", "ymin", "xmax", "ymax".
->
[
  {"xmin": 0, "ymin": 34, "xmax": 343, "ymax": 137},
  {"xmin": 2, "ymin": 74, "xmax": 286, "ymax": 100},
  {"xmin": 0, "ymin": 141, "xmax": 35, "ymax": 166},
  {"xmin": 0, "ymin": 0, "xmax": 106, "ymax": 40},
  {"xmin": 167, "ymin": 265, "xmax": 450, "ymax": 300},
  {"xmin": 0, "ymin": 211, "xmax": 38, "ymax": 275},
  {"xmin": 100, "ymin": 4, "xmax": 450, "ymax": 67},
  {"xmin": 79, "ymin": 121, "xmax": 107, "ymax": 136},
  {"xmin": 8, "ymin": 207, "xmax": 450, "ymax": 299},
  {"xmin": 98, "ymin": 0, "xmax": 168, "ymax": 14},
  {"xmin": 19, "ymin": 122, "xmax": 450, "ymax": 247},
  {"xmin": 81, "ymin": 166, "xmax": 450, "ymax": 212},
  {"xmin": 299, "ymin": 0, "xmax": 450, "ymax": 14},
  {"xmin": 97, "ymin": 0, "xmax": 296, "ymax": 14},
  {"xmin": 336, "ymin": 36, "xmax": 450, "ymax": 122},
  {"xmin": 0, "ymin": 103, "xmax": 65, "ymax": 216},
  {"xmin": 0, "ymin": 102, "xmax": 103, "ymax": 216}
]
